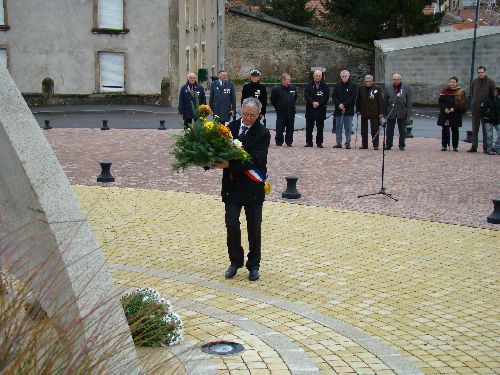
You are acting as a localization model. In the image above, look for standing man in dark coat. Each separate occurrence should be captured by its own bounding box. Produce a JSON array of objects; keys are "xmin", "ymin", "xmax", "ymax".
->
[
  {"xmin": 332, "ymin": 70, "xmax": 357, "ymax": 149},
  {"xmin": 468, "ymin": 65, "xmax": 496, "ymax": 153},
  {"xmin": 356, "ymin": 74, "xmax": 384, "ymax": 150},
  {"xmin": 304, "ymin": 70, "xmax": 330, "ymax": 148},
  {"xmin": 384, "ymin": 72, "xmax": 412, "ymax": 151},
  {"xmin": 209, "ymin": 69, "xmax": 236, "ymax": 123},
  {"xmin": 270, "ymin": 73, "xmax": 297, "ymax": 147},
  {"xmin": 213, "ymin": 97, "xmax": 271, "ymax": 282},
  {"xmin": 178, "ymin": 72, "xmax": 206, "ymax": 129},
  {"xmin": 241, "ymin": 69, "xmax": 267, "ymax": 121}
]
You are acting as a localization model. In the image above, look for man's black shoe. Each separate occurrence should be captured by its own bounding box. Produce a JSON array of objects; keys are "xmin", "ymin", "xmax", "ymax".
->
[
  {"xmin": 248, "ymin": 269, "xmax": 260, "ymax": 281},
  {"xmin": 345, "ymin": 144, "xmax": 351, "ymax": 149},
  {"xmin": 317, "ymin": 145, "xmax": 323, "ymax": 148},
  {"xmin": 333, "ymin": 144, "xmax": 342, "ymax": 148},
  {"xmin": 304, "ymin": 144, "xmax": 313, "ymax": 147},
  {"xmin": 225, "ymin": 265, "xmax": 238, "ymax": 279},
  {"xmin": 286, "ymin": 144, "xmax": 293, "ymax": 147},
  {"xmin": 399, "ymin": 147, "xmax": 405, "ymax": 151},
  {"xmin": 360, "ymin": 146, "xmax": 368, "ymax": 149},
  {"xmin": 467, "ymin": 147, "xmax": 477, "ymax": 153},
  {"xmin": 384, "ymin": 145, "xmax": 391, "ymax": 150}
]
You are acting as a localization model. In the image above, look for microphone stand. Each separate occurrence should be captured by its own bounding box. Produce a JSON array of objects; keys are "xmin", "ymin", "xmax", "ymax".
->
[{"xmin": 358, "ymin": 101, "xmax": 398, "ymax": 201}]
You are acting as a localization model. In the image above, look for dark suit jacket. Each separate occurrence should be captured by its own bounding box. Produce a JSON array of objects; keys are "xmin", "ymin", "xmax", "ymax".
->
[
  {"xmin": 356, "ymin": 85, "xmax": 384, "ymax": 118},
  {"xmin": 178, "ymin": 82, "xmax": 206, "ymax": 121},
  {"xmin": 304, "ymin": 80, "xmax": 330, "ymax": 120},
  {"xmin": 221, "ymin": 119, "xmax": 271, "ymax": 205}
]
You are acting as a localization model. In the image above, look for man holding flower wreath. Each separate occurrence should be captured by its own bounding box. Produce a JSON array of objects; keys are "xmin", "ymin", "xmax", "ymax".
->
[{"xmin": 213, "ymin": 97, "xmax": 271, "ymax": 281}]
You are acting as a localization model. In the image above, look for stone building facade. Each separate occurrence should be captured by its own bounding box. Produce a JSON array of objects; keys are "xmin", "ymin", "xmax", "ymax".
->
[
  {"xmin": 224, "ymin": 8, "xmax": 374, "ymax": 85},
  {"xmin": 0, "ymin": 0, "xmax": 223, "ymax": 106},
  {"xmin": 375, "ymin": 26, "xmax": 500, "ymax": 105}
]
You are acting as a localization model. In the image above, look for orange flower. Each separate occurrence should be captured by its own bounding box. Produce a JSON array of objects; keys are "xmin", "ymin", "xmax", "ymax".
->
[
  {"xmin": 218, "ymin": 124, "xmax": 231, "ymax": 137},
  {"xmin": 198, "ymin": 104, "xmax": 211, "ymax": 117}
]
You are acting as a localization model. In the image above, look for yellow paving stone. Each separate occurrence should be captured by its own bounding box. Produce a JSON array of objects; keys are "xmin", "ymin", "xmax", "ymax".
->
[
  {"xmin": 75, "ymin": 186, "xmax": 500, "ymax": 375},
  {"xmin": 268, "ymin": 370, "xmax": 291, "ymax": 375}
]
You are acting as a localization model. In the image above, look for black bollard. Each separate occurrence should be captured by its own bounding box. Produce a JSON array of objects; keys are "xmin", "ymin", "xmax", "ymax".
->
[
  {"xmin": 101, "ymin": 120, "xmax": 110, "ymax": 130},
  {"xmin": 486, "ymin": 197, "xmax": 500, "ymax": 224},
  {"xmin": 463, "ymin": 130, "xmax": 472, "ymax": 143},
  {"xmin": 43, "ymin": 120, "xmax": 52, "ymax": 130},
  {"xmin": 158, "ymin": 120, "xmax": 167, "ymax": 130},
  {"xmin": 405, "ymin": 117, "xmax": 414, "ymax": 138},
  {"xmin": 282, "ymin": 176, "xmax": 301, "ymax": 199},
  {"xmin": 97, "ymin": 162, "xmax": 115, "ymax": 183}
]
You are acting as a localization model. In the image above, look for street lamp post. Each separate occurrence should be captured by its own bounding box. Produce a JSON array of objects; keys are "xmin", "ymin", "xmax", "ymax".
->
[{"xmin": 468, "ymin": 0, "xmax": 480, "ymax": 106}]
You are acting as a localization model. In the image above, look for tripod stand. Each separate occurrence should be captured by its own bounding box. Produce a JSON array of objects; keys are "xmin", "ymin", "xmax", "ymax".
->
[{"xmin": 358, "ymin": 104, "xmax": 398, "ymax": 201}]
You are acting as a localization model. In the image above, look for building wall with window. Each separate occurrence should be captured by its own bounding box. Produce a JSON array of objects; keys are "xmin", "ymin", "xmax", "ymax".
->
[
  {"xmin": 0, "ymin": 0, "xmax": 223, "ymax": 105},
  {"xmin": 177, "ymin": 0, "xmax": 224, "ymax": 84}
]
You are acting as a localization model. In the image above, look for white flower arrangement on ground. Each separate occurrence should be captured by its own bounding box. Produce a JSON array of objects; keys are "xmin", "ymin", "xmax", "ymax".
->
[{"xmin": 121, "ymin": 287, "xmax": 183, "ymax": 347}]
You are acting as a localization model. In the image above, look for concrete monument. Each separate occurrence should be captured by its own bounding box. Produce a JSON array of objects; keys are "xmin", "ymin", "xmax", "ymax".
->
[{"xmin": 0, "ymin": 64, "xmax": 140, "ymax": 372}]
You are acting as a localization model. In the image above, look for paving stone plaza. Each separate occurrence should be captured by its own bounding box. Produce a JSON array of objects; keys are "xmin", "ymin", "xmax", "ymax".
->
[{"xmin": 46, "ymin": 129, "xmax": 499, "ymax": 374}]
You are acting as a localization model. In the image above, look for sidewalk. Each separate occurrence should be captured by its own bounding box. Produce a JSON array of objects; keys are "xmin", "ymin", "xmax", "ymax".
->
[{"xmin": 30, "ymin": 104, "xmax": 448, "ymax": 118}]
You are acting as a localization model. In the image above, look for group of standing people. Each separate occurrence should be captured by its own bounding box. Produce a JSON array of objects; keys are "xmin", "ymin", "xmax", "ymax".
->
[
  {"xmin": 269, "ymin": 69, "xmax": 413, "ymax": 151},
  {"xmin": 437, "ymin": 66, "xmax": 498, "ymax": 154},
  {"xmin": 177, "ymin": 66, "xmax": 498, "ymax": 283}
]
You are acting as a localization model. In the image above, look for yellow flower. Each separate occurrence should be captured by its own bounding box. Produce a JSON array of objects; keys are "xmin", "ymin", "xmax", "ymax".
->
[
  {"xmin": 204, "ymin": 121, "xmax": 214, "ymax": 130},
  {"xmin": 264, "ymin": 181, "xmax": 271, "ymax": 196}
]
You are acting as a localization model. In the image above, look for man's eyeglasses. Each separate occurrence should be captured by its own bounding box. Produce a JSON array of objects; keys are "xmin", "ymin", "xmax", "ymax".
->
[{"xmin": 242, "ymin": 112, "xmax": 258, "ymax": 118}]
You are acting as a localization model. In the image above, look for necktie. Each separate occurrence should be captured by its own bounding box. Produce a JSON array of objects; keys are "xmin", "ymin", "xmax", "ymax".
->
[{"xmin": 239, "ymin": 126, "xmax": 249, "ymax": 138}]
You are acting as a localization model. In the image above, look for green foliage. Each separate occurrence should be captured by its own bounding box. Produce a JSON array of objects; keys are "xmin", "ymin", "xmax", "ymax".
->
[
  {"xmin": 260, "ymin": 0, "xmax": 316, "ymax": 27},
  {"xmin": 320, "ymin": 0, "xmax": 444, "ymax": 43},
  {"xmin": 121, "ymin": 288, "xmax": 183, "ymax": 347},
  {"xmin": 171, "ymin": 104, "xmax": 249, "ymax": 172}
]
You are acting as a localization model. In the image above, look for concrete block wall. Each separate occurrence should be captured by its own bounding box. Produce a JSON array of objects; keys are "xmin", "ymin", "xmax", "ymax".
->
[{"xmin": 376, "ymin": 32, "xmax": 500, "ymax": 105}]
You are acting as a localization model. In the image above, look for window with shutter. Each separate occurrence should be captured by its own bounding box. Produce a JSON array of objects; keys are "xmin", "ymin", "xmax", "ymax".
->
[
  {"xmin": 99, "ymin": 52, "xmax": 125, "ymax": 92},
  {"xmin": 0, "ymin": 0, "xmax": 5, "ymax": 25},
  {"xmin": 98, "ymin": 0, "xmax": 123, "ymax": 29},
  {"xmin": 0, "ymin": 49, "xmax": 7, "ymax": 69}
]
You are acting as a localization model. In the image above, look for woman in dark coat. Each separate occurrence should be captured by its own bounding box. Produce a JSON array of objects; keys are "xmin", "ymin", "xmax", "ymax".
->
[{"xmin": 437, "ymin": 76, "xmax": 467, "ymax": 151}]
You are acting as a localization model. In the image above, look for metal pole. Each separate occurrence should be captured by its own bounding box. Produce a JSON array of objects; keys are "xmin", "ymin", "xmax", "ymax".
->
[
  {"xmin": 468, "ymin": 0, "xmax": 480, "ymax": 107},
  {"xmin": 216, "ymin": 0, "xmax": 222, "ymax": 70}
]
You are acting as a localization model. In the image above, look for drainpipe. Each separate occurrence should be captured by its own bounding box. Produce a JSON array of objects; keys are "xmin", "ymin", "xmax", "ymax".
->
[{"xmin": 468, "ymin": 0, "xmax": 480, "ymax": 108}]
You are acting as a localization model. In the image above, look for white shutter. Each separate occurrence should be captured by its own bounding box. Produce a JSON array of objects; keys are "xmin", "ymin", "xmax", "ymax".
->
[
  {"xmin": 0, "ymin": 0, "xmax": 4, "ymax": 25},
  {"xmin": 99, "ymin": 52, "xmax": 124, "ymax": 92},
  {"xmin": 0, "ymin": 49, "xmax": 7, "ymax": 69},
  {"xmin": 98, "ymin": 0, "xmax": 123, "ymax": 29}
]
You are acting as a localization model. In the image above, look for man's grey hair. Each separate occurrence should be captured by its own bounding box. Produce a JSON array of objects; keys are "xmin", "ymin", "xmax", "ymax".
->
[
  {"xmin": 218, "ymin": 68, "xmax": 227, "ymax": 74},
  {"xmin": 392, "ymin": 72, "xmax": 402, "ymax": 79},
  {"xmin": 340, "ymin": 70, "xmax": 350, "ymax": 76},
  {"xmin": 242, "ymin": 97, "xmax": 262, "ymax": 114},
  {"xmin": 365, "ymin": 74, "xmax": 374, "ymax": 81}
]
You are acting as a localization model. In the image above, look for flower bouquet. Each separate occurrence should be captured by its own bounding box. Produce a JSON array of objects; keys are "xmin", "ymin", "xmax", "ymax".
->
[
  {"xmin": 121, "ymin": 288, "xmax": 183, "ymax": 347},
  {"xmin": 171, "ymin": 104, "xmax": 249, "ymax": 172}
]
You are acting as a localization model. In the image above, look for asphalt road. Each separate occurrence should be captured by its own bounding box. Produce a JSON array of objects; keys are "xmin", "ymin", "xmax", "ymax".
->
[{"xmin": 32, "ymin": 105, "xmax": 478, "ymax": 141}]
